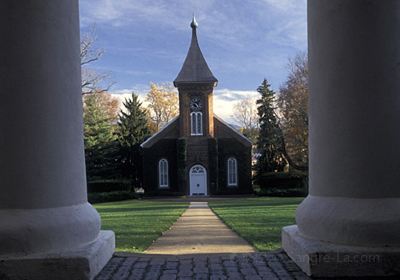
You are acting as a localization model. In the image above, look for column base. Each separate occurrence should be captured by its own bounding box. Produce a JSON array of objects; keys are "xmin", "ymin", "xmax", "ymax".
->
[
  {"xmin": 282, "ymin": 225, "xmax": 400, "ymax": 277},
  {"xmin": 0, "ymin": 230, "xmax": 115, "ymax": 280}
]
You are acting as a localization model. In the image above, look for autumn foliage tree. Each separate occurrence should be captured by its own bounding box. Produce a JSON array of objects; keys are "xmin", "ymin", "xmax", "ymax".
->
[
  {"xmin": 277, "ymin": 53, "xmax": 309, "ymax": 170},
  {"xmin": 145, "ymin": 83, "xmax": 179, "ymax": 131}
]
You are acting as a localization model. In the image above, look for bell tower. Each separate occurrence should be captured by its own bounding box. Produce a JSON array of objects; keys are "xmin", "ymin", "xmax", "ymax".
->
[{"xmin": 173, "ymin": 16, "xmax": 218, "ymax": 138}]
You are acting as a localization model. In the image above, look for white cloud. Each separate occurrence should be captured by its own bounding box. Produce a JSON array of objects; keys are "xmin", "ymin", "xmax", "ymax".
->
[
  {"xmin": 110, "ymin": 86, "xmax": 148, "ymax": 110},
  {"xmin": 213, "ymin": 89, "xmax": 258, "ymax": 123},
  {"xmin": 111, "ymin": 87, "xmax": 257, "ymax": 124},
  {"xmin": 79, "ymin": 0, "xmax": 307, "ymax": 93},
  {"xmin": 111, "ymin": 90, "xmax": 147, "ymax": 114},
  {"xmin": 80, "ymin": 0, "xmax": 307, "ymax": 50},
  {"xmin": 81, "ymin": 0, "xmax": 200, "ymax": 29},
  {"xmin": 260, "ymin": 0, "xmax": 307, "ymax": 49},
  {"xmin": 262, "ymin": 0, "xmax": 297, "ymax": 10}
]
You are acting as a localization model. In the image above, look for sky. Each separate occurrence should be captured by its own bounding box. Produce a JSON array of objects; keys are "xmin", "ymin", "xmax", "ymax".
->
[{"xmin": 79, "ymin": 0, "xmax": 307, "ymax": 122}]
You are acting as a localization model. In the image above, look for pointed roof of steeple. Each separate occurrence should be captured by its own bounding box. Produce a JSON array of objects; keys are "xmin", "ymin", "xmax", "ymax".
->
[{"xmin": 174, "ymin": 16, "xmax": 218, "ymax": 87}]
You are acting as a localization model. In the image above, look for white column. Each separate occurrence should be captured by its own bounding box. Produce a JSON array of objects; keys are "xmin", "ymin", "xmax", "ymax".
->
[
  {"xmin": 0, "ymin": 1, "xmax": 114, "ymax": 279},
  {"xmin": 282, "ymin": 0, "xmax": 400, "ymax": 277}
]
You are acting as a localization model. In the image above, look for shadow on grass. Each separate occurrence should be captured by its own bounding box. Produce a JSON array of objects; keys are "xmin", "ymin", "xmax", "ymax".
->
[
  {"xmin": 210, "ymin": 197, "xmax": 304, "ymax": 209},
  {"xmin": 209, "ymin": 197, "xmax": 302, "ymax": 252},
  {"xmin": 94, "ymin": 200, "xmax": 189, "ymax": 253},
  {"xmin": 97, "ymin": 205, "xmax": 188, "ymax": 214}
]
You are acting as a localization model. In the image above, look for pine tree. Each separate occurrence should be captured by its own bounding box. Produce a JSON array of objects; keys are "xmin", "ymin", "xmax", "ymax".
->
[
  {"xmin": 255, "ymin": 79, "xmax": 286, "ymax": 180},
  {"xmin": 118, "ymin": 93, "xmax": 151, "ymax": 187},
  {"xmin": 83, "ymin": 93, "xmax": 117, "ymax": 149},
  {"xmin": 83, "ymin": 93, "xmax": 121, "ymax": 180}
]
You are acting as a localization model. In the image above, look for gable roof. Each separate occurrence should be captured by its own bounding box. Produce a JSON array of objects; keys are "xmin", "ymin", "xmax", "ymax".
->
[
  {"xmin": 174, "ymin": 17, "xmax": 218, "ymax": 86},
  {"xmin": 140, "ymin": 114, "xmax": 252, "ymax": 148},
  {"xmin": 140, "ymin": 116, "xmax": 179, "ymax": 148},
  {"xmin": 214, "ymin": 115, "xmax": 253, "ymax": 147}
]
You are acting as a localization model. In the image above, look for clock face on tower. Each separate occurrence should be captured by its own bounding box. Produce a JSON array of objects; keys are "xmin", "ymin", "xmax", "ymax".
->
[{"xmin": 190, "ymin": 97, "xmax": 202, "ymax": 111}]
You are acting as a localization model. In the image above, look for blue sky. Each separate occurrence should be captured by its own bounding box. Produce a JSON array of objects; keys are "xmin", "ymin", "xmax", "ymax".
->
[{"xmin": 79, "ymin": 0, "xmax": 307, "ymax": 120}]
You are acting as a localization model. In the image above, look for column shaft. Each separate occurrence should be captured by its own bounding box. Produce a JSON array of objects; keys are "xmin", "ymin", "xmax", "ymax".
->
[
  {"xmin": 0, "ymin": 0, "xmax": 86, "ymax": 209},
  {"xmin": 0, "ymin": 3, "xmax": 114, "ymax": 279},
  {"xmin": 283, "ymin": 0, "xmax": 400, "ymax": 277},
  {"xmin": 297, "ymin": 0, "xmax": 400, "ymax": 246}
]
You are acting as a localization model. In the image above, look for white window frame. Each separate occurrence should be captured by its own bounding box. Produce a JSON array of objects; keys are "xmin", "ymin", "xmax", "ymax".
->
[
  {"xmin": 158, "ymin": 159, "xmax": 169, "ymax": 188},
  {"xmin": 190, "ymin": 112, "xmax": 203, "ymax": 136},
  {"xmin": 227, "ymin": 157, "xmax": 238, "ymax": 187}
]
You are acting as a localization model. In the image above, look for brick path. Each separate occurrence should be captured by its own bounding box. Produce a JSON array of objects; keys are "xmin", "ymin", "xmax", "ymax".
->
[{"xmin": 96, "ymin": 250, "xmax": 310, "ymax": 280}]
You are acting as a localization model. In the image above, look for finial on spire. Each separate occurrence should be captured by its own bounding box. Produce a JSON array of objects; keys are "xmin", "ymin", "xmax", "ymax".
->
[
  {"xmin": 174, "ymin": 13, "xmax": 218, "ymax": 86},
  {"xmin": 190, "ymin": 15, "xmax": 198, "ymax": 29}
]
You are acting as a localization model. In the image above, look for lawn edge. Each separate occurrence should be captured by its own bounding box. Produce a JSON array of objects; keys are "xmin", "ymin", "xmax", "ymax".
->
[
  {"xmin": 208, "ymin": 204, "xmax": 261, "ymax": 252},
  {"xmin": 97, "ymin": 200, "xmax": 189, "ymax": 253},
  {"xmin": 142, "ymin": 202, "xmax": 190, "ymax": 253}
]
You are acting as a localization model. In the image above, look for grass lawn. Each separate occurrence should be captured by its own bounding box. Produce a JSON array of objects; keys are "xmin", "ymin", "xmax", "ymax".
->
[
  {"xmin": 209, "ymin": 197, "xmax": 304, "ymax": 251},
  {"xmin": 94, "ymin": 199, "xmax": 188, "ymax": 253}
]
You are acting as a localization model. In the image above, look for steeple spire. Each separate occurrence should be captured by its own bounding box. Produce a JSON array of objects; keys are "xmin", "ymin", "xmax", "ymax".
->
[
  {"xmin": 174, "ymin": 17, "xmax": 218, "ymax": 87},
  {"xmin": 190, "ymin": 15, "xmax": 198, "ymax": 29}
]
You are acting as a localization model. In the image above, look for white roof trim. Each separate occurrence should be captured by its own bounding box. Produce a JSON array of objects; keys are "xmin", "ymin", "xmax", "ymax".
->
[
  {"xmin": 140, "ymin": 116, "xmax": 179, "ymax": 148},
  {"xmin": 214, "ymin": 114, "xmax": 253, "ymax": 145}
]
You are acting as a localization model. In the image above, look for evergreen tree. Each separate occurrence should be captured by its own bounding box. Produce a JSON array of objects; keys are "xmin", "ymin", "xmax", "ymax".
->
[
  {"xmin": 83, "ymin": 93, "xmax": 121, "ymax": 180},
  {"xmin": 118, "ymin": 93, "xmax": 151, "ymax": 187},
  {"xmin": 255, "ymin": 79, "xmax": 286, "ymax": 180},
  {"xmin": 83, "ymin": 93, "xmax": 117, "ymax": 148}
]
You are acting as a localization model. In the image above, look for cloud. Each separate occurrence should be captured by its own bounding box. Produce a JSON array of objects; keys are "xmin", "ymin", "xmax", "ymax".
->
[
  {"xmin": 214, "ymin": 89, "xmax": 258, "ymax": 102},
  {"xmin": 262, "ymin": 0, "xmax": 298, "ymax": 10},
  {"xmin": 110, "ymin": 87, "xmax": 257, "ymax": 124},
  {"xmin": 79, "ymin": 0, "xmax": 307, "ymax": 92},
  {"xmin": 213, "ymin": 89, "xmax": 258, "ymax": 123},
  {"xmin": 110, "ymin": 89, "xmax": 147, "ymax": 114},
  {"xmin": 81, "ymin": 0, "xmax": 199, "ymax": 29},
  {"xmin": 111, "ymin": 85, "xmax": 149, "ymax": 97},
  {"xmin": 80, "ymin": 0, "xmax": 306, "ymax": 49},
  {"xmin": 259, "ymin": 0, "xmax": 307, "ymax": 49}
]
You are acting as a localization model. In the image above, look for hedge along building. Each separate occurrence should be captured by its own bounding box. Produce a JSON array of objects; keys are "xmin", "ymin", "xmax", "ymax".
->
[{"xmin": 141, "ymin": 17, "xmax": 252, "ymax": 196}]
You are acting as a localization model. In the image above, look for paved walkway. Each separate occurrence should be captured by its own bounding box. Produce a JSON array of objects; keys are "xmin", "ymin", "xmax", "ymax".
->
[
  {"xmin": 145, "ymin": 202, "xmax": 255, "ymax": 255},
  {"xmin": 96, "ymin": 250, "xmax": 310, "ymax": 280},
  {"xmin": 96, "ymin": 201, "xmax": 310, "ymax": 279}
]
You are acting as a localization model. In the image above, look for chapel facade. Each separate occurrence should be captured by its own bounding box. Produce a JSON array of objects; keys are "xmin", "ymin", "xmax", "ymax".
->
[{"xmin": 141, "ymin": 17, "xmax": 252, "ymax": 196}]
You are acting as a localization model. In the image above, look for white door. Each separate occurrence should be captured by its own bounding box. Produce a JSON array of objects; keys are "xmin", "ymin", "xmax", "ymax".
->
[{"xmin": 189, "ymin": 165, "xmax": 207, "ymax": 196}]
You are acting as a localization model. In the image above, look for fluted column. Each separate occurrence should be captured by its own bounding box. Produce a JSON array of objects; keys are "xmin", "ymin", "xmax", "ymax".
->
[
  {"xmin": 282, "ymin": 0, "xmax": 400, "ymax": 277},
  {"xmin": 0, "ymin": 1, "xmax": 114, "ymax": 279}
]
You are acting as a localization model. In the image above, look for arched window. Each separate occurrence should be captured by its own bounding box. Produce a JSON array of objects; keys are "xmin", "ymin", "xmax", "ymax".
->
[
  {"xmin": 158, "ymin": 159, "xmax": 169, "ymax": 188},
  {"xmin": 227, "ymin": 157, "xmax": 238, "ymax": 187},
  {"xmin": 190, "ymin": 112, "xmax": 203, "ymax": 136}
]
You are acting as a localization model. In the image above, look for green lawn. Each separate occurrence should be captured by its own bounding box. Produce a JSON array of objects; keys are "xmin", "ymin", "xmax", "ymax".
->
[
  {"xmin": 94, "ymin": 199, "xmax": 188, "ymax": 253},
  {"xmin": 209, "ymin": 197, "xmax": 304, "ymax": 251}
]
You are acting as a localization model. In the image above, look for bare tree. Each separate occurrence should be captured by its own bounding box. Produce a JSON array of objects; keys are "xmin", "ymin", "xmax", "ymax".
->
[
  {"xmin": 145, "ymin": 83, "xmax": 179, "ymax": 131},
  {"xmin": 232, "ymin": 97, "xmax": 258, "ymax": 130},
  {"xmin": 80, "ymin": 28, "xmax": 114, "ymax": 95},
  {"xmin": 232, "ymin": 97, "xmax": 259, "ymax": 143},
  {"xmin": 277, "ymin": 52, "xmax": 309, "ymax": 171}
]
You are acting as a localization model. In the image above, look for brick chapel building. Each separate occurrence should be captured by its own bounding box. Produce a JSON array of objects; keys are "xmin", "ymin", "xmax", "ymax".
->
[{"xmin": 141, "ymin": 17, "xmax": 252, "ymax": 196}]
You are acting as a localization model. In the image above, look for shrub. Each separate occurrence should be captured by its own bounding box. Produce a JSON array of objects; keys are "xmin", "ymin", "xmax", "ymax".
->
[
  {"xmin": 87, "ymin": 179, "xmax": 132, "ymax": 193},
  {"xmin": 255, "ymin": 171, "xmax": 308, "ymax": 197},
  {"xmin": 88, "ymin": 191, "xmax": 140, "ymax": 204}
]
